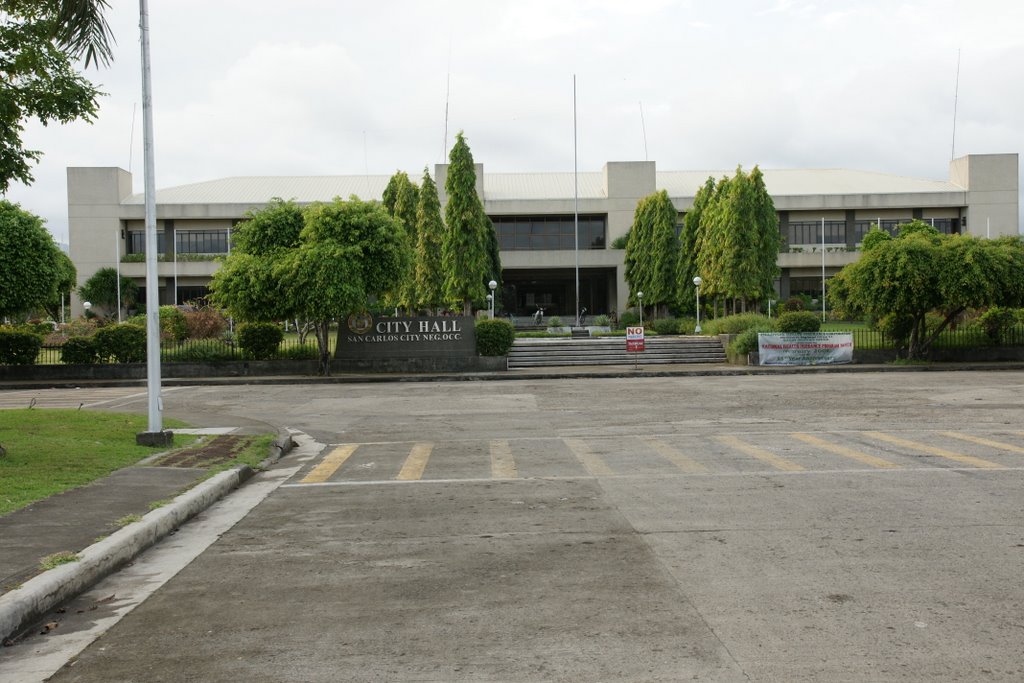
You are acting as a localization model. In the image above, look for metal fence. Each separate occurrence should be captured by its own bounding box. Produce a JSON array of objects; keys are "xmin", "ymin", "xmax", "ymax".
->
[{"xmin": 35, "ymin": 337, "xmax": 324, "ymax": 365}]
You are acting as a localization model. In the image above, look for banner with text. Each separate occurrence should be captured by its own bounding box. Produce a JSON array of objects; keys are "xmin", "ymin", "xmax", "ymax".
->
[{"xmin": 758, "ymin": 332, "xmax": 853, "ymax": 366}]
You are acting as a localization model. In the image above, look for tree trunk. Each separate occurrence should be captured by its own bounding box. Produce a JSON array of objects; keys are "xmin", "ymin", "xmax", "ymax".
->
[
  {"xmin": 462, "ymin": 299, "xmax": 472, "ymax": 317},
  {"xmin": 316, "ymin": 320, "xmax": 332, "ymax": 376}
]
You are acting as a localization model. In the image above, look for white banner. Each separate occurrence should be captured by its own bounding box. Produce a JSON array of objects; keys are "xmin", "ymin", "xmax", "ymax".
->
[{"xmin": 758, "ymin": 332, "xmax": 853, "ymax": 366}]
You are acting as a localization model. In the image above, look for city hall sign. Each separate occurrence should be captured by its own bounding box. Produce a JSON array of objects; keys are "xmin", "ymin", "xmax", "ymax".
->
[{"xmin": 337, "ymin": 314, "xmax": 476, "ymax": 359}]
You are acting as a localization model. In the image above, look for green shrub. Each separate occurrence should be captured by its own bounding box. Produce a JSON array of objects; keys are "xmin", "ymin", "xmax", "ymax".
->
[
  {"xmin": 776, "ymin": 311, "xmax": 822, "ymax": 333},
  {"xmin": 93, "ymin": 323, "xmax": 147, "ymax": 362},
  {"xmin": 546, "ymin": 315, "xmax": 563, "ymax": 328},
  {"xmin": 978, "ymin": 306, "xmax": 1019, "ymax": 344},
  {"xmin": 651, "ymin": 318, "xmax": 679, "ymax": 335},
  {"xmin": 275, "ymin": 343, "xmax": 319, "ymax": 360},
  {"xmin": 781, "ymin": 297, "xmax": 805, "ymax": 312},
  {"xmin": 618, "ymin": 310, "xmax": 640, "ymax": 328},
  {"xmin": 729, "ymin": 326, "xmax": 776, "ymax": 355},
  {"xmin": 126, "ymin": 306, "xmax": 189, "ymax": 342},
  {"xmin": 593, "ymin": 314, "xmax": 611, "ymax": 327},
  {"xmin": 237, "ymin": 322, "xmax": 283, "ymax": 360},
  {"xmin": 0, "ymin": 329, "xmax": 43, "ymax": 365},
  {"xmin": 163, "ymin": 340, "xmax": 238, "ymax": 362},
  {"xmin": 675, "ymin": 317, "xmax": 698, "ymax": 334},
  {"xmin": 476, "ymin": 318, "xmax": 516, "ymax": 356},
  {"xmin": 60, "ymin": 336, "xmax": 99, "ymax": 364},
  {"xmin": 702, "ymin": 313, "xmax": 774, "ymax": 336}
]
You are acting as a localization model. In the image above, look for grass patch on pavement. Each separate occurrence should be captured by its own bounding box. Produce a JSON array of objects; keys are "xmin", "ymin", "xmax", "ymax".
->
[{"xmin": 0, "ymin": 409, "xmax": 189, "ymax": 516}]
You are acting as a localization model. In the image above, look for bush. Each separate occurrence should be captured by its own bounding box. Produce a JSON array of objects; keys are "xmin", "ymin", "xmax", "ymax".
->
[
  {"xmin": 237, "ymin": 322, "xmax": 283, "ymax": 360},
  {"xmin": 183, "ymin": 307, "xmax": 227, "ymax": 340},
  {"xmin": 126, "ymin": 306, "xmax": 189, "ymax": 342},
  {"xmin": 0, "ymin": 329, "xmax": 43, "ymax": 365},
  {"xmin": 675, "ymin": 317, "xmax": 698, "ymax": 334},
  {"xmin": 593, "ymin": 314, "xmax": 611, "ymax": 327},
  {"xmin": 776, "ymin": 311, "xmax": 822, "ymax": 333},
  {"xmin": 781, "ymin": 297, "xmax": 805, "ymax": 312},
  {"xmin": 651, "ymin": 318, "xmax": 680, "ymax": 335},
  {"xmin": 618, "ymin": 310, "xmax": 640, "ymax": 328},
  {"xmin": 978, "ymin": 306, "xmax": 1019, "ymax": 344},
  {"xmin": 476, "ymin": 318, "xmax": 515, "ymax": 356},
  {"xmin": 60, "ymin": 336, "xmax": 99, "ymax": 364},
  {"xmin": 729, "ymin": 326, "xmax": 776, "ymax": 356},
  {"xmin": 702, "ymin": 313, "xmax": 774, "ymax": 336},
  {"xmin": 162, "ymin": 340, "xmax": 238, "ymax": 362},
  {"xmin": 546, "ymin": 316, "xmax": 563, "ymax": 328},
  {"xmin": 93, "ymin": 323, "xmax": 147, "ymax": 362}
]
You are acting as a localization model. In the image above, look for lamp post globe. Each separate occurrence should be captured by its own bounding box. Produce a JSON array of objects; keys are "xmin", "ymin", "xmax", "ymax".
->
[
  {"xmin": 83, "ymin": 301, "xmax": 92, "ymax": 317},
  {"xmin": 692, "ymin": 277, "xmax": 703, "ymax": 334},
  {"xmin": 488, "ymin": 280, "xmax": 497, "ymax": 319}
]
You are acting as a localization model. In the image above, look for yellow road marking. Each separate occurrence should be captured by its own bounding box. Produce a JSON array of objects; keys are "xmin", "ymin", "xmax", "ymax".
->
[
  {"xmin": 941, "ymin": 432, "xmax": 1024, "ymax": 454},
  {"xmin": 865, "ymin": 432, "xmax": 1004, "ymax": 469},
  {"xmin": 641, "ymin": 436, "xmax": 708, "ymax": 473},
  {"xmin": 716, "ymin": 435, "xmax": 805, "ymax": 472},
  {"xmin": 301, "ymin": 444, "xmax": 358, "ymax": 483},
  {"xmin": 564, "ymin": 438, "xmax": 615, "ymax": 476},
  {"xmin": 396, "ymin": 443, "xmax": 433, "ymax": 481},
  {"xmin": 791, "ymin": 433, "xmax": 901, "ymax": 469},
  {"xmin": 490, "ymin": 440, "xmax": 518, "ymax": 479}
]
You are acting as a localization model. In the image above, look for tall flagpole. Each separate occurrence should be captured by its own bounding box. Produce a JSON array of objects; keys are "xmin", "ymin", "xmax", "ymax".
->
[
  {"xmin": 821, "ymin": 217, "xmax": 826, "ymax": 323},
  {"xmin": 139, "ymin": 0, "xmax": 166, "ymax": 443},
  {"xmin": 573, "ymin": 75, "xmax": 580, "ymax": 327}
]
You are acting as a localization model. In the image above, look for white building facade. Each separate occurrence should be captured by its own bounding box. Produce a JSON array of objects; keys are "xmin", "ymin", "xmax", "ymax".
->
[{"xmin": 67, "ymin": 153, "xmax": 1019, "ymax": 318}]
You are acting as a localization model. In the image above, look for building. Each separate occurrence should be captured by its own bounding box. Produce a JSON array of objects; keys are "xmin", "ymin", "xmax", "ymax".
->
[{"xmin": 67, "ymin": 153, "xmax": 1019, "ymax": 318}]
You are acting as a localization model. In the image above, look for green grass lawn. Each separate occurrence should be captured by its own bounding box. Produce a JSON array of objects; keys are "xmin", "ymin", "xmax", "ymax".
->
[{"xmin": 0, "ymin": 409, "xmax": 191, "ymax": 516}]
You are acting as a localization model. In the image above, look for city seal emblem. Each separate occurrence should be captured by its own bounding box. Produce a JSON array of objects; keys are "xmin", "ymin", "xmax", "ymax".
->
[{"xmin": 347, "ymin": 312, "xmax": 373, "ymax": 334}]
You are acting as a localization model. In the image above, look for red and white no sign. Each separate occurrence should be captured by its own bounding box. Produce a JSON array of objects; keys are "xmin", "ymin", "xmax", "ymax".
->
[{"xmin": 626, "ymin": 326, "xmax": 645, "ymax": 352}]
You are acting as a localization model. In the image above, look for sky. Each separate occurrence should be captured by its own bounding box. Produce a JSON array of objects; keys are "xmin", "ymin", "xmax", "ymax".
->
[{"xmin": 4, "ymin": 0, "xmax": 1023, "ymax": 244}]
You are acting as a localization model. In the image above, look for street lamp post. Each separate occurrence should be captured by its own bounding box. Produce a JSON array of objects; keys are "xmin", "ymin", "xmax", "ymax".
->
[
  {"xmin": 693, "ymin": 277, "xmax": 703, "ymax": 334},
  {"xmin": 637, "ymin": 291, "xmax": 643, "ymax": 327},
  {"xmin": 83, "ymin": 301, "xmax": 92, "ymax": 318},
  {"xmin": 488, "ymin": 279, "xmax": 497, "ymax": 319}
]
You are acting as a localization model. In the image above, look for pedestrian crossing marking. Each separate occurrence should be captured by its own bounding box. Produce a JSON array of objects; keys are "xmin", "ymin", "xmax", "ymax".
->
[
  {"xmin": 865, "ymin": 432, "xmax": 1004, "ymax": 469},
  {"xmin": 564, "ymin": 438, "xmax": 615, "ymax": 476},
  {"xmin": 640, "ymin": 436, "xmax": 708, "ymax": 473},
  {"xmin": 301, "ymin": 444, "xmax": 358, "ymax": 483},
  {"xmin": 490, "ymin": 440, "xmax": 518, "ymax": 479},
  {"xmin": 940, "ymin": 432, "xmax": 1024, "ymax": 455},
  {"xmin": 396, "ymin": 443, "xmax": 433, "ymax": 481},
  {"xmin": 791, "ymin": 433, "xmax": 901, "ymax": 469},
  {"xmin": 716, "ymin": 435, "xmax": 805, "ymax": 472}
]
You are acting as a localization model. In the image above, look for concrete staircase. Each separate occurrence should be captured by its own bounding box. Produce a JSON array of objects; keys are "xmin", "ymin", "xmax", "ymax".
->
[{"xmin": 507, "ymin": 335, "xmax": 727, "ymax": 368}]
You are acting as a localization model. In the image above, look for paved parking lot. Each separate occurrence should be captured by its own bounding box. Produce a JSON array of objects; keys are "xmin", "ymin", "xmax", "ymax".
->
[{"xmin": 5, "ymin": 371, "xmax": 1024, "ymax": 681}]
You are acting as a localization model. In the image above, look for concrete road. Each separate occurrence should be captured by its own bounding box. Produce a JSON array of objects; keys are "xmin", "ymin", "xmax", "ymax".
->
[{"xmin": 14, "ymin": 371, "xmax": 1024, "ymax": 681}]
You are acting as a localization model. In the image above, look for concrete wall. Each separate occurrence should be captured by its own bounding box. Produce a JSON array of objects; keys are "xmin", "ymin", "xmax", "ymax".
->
[
  {"xmin": 950, "ymin": 153, "xmax": 1019, "ymax": 236},
  {"xmin": 67, "ymin": 168, "xmax": 133, "ymax": 317}
]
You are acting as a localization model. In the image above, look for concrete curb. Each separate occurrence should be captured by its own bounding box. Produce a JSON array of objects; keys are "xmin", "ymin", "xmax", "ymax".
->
[{"xmin": 0, "ymin": 434, "xmax": 296, "ymax": 643}]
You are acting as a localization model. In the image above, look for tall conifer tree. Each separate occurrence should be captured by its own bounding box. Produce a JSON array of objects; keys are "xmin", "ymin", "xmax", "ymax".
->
[
  {"xmin": 415, "ymin": 169, "xmax": 446, "ymax": 313},
  {"xmin": 442, "ymin": 132, "xmax": 489, "ymax": 315},
  {"xmin": 675, "ymin": 177, "xmax": 715, "ymax": 313}
]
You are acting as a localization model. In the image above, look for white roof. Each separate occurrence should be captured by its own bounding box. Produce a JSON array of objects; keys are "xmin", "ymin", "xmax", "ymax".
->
[{"xmin": 123, "ymin": 167, "xmax": 962, "ymax": 206}]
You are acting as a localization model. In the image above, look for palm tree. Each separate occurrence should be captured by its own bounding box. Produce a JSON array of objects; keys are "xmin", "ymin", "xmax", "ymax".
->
[{"xmin": 52, "ymin": 0, "xmax": 116, "ymax": 67}]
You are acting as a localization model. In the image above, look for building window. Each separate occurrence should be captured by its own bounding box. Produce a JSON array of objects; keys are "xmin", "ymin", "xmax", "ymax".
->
[
  {"xmin": 492, "ymin": 215, "xmax": 606, "ymax": 251},
  {"xmin": 126, "ymin": 231, "xmax": 165, "ymax": 254},
  {"xmin": 176, "ymin": 286, "xmax": 210, "ymax": 306},
  {"xmin": 788, "ymin": 220, "xmax": 846, "ymax": 245},
  {"xmin": 176, "ymin": 230, "xmax": 229, "ymax": 254},
  {"xmin": 853, "ymin": 219, "xmax": 914, "ymax": 242}
]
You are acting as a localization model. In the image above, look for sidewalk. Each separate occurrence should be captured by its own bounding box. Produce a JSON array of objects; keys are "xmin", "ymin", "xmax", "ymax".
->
[{"xmin": 0, "ymin": 429, "xmax": 293, "ymax": 643}]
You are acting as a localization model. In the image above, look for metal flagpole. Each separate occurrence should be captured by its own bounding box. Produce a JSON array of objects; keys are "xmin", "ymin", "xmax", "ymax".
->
[
  {"xmin": 573, "ymin": 75, "xmax": 580, "ymax": 328},
  {"xmin": 115, "ymin": 229, "xmax": 121, "ymax": 322},
  {"xmin": 821, "ymin": 217, "xmax": 826, "ymax": 323},
  {"xmin": 139, "ymin": 0, "xmax": 165, "ymax": 442}
]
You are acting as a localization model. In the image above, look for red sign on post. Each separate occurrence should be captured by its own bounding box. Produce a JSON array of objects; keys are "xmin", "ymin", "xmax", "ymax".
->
[{"xmin": 626, "ymin": 326, "xmax": 645, "ymax": 352}]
